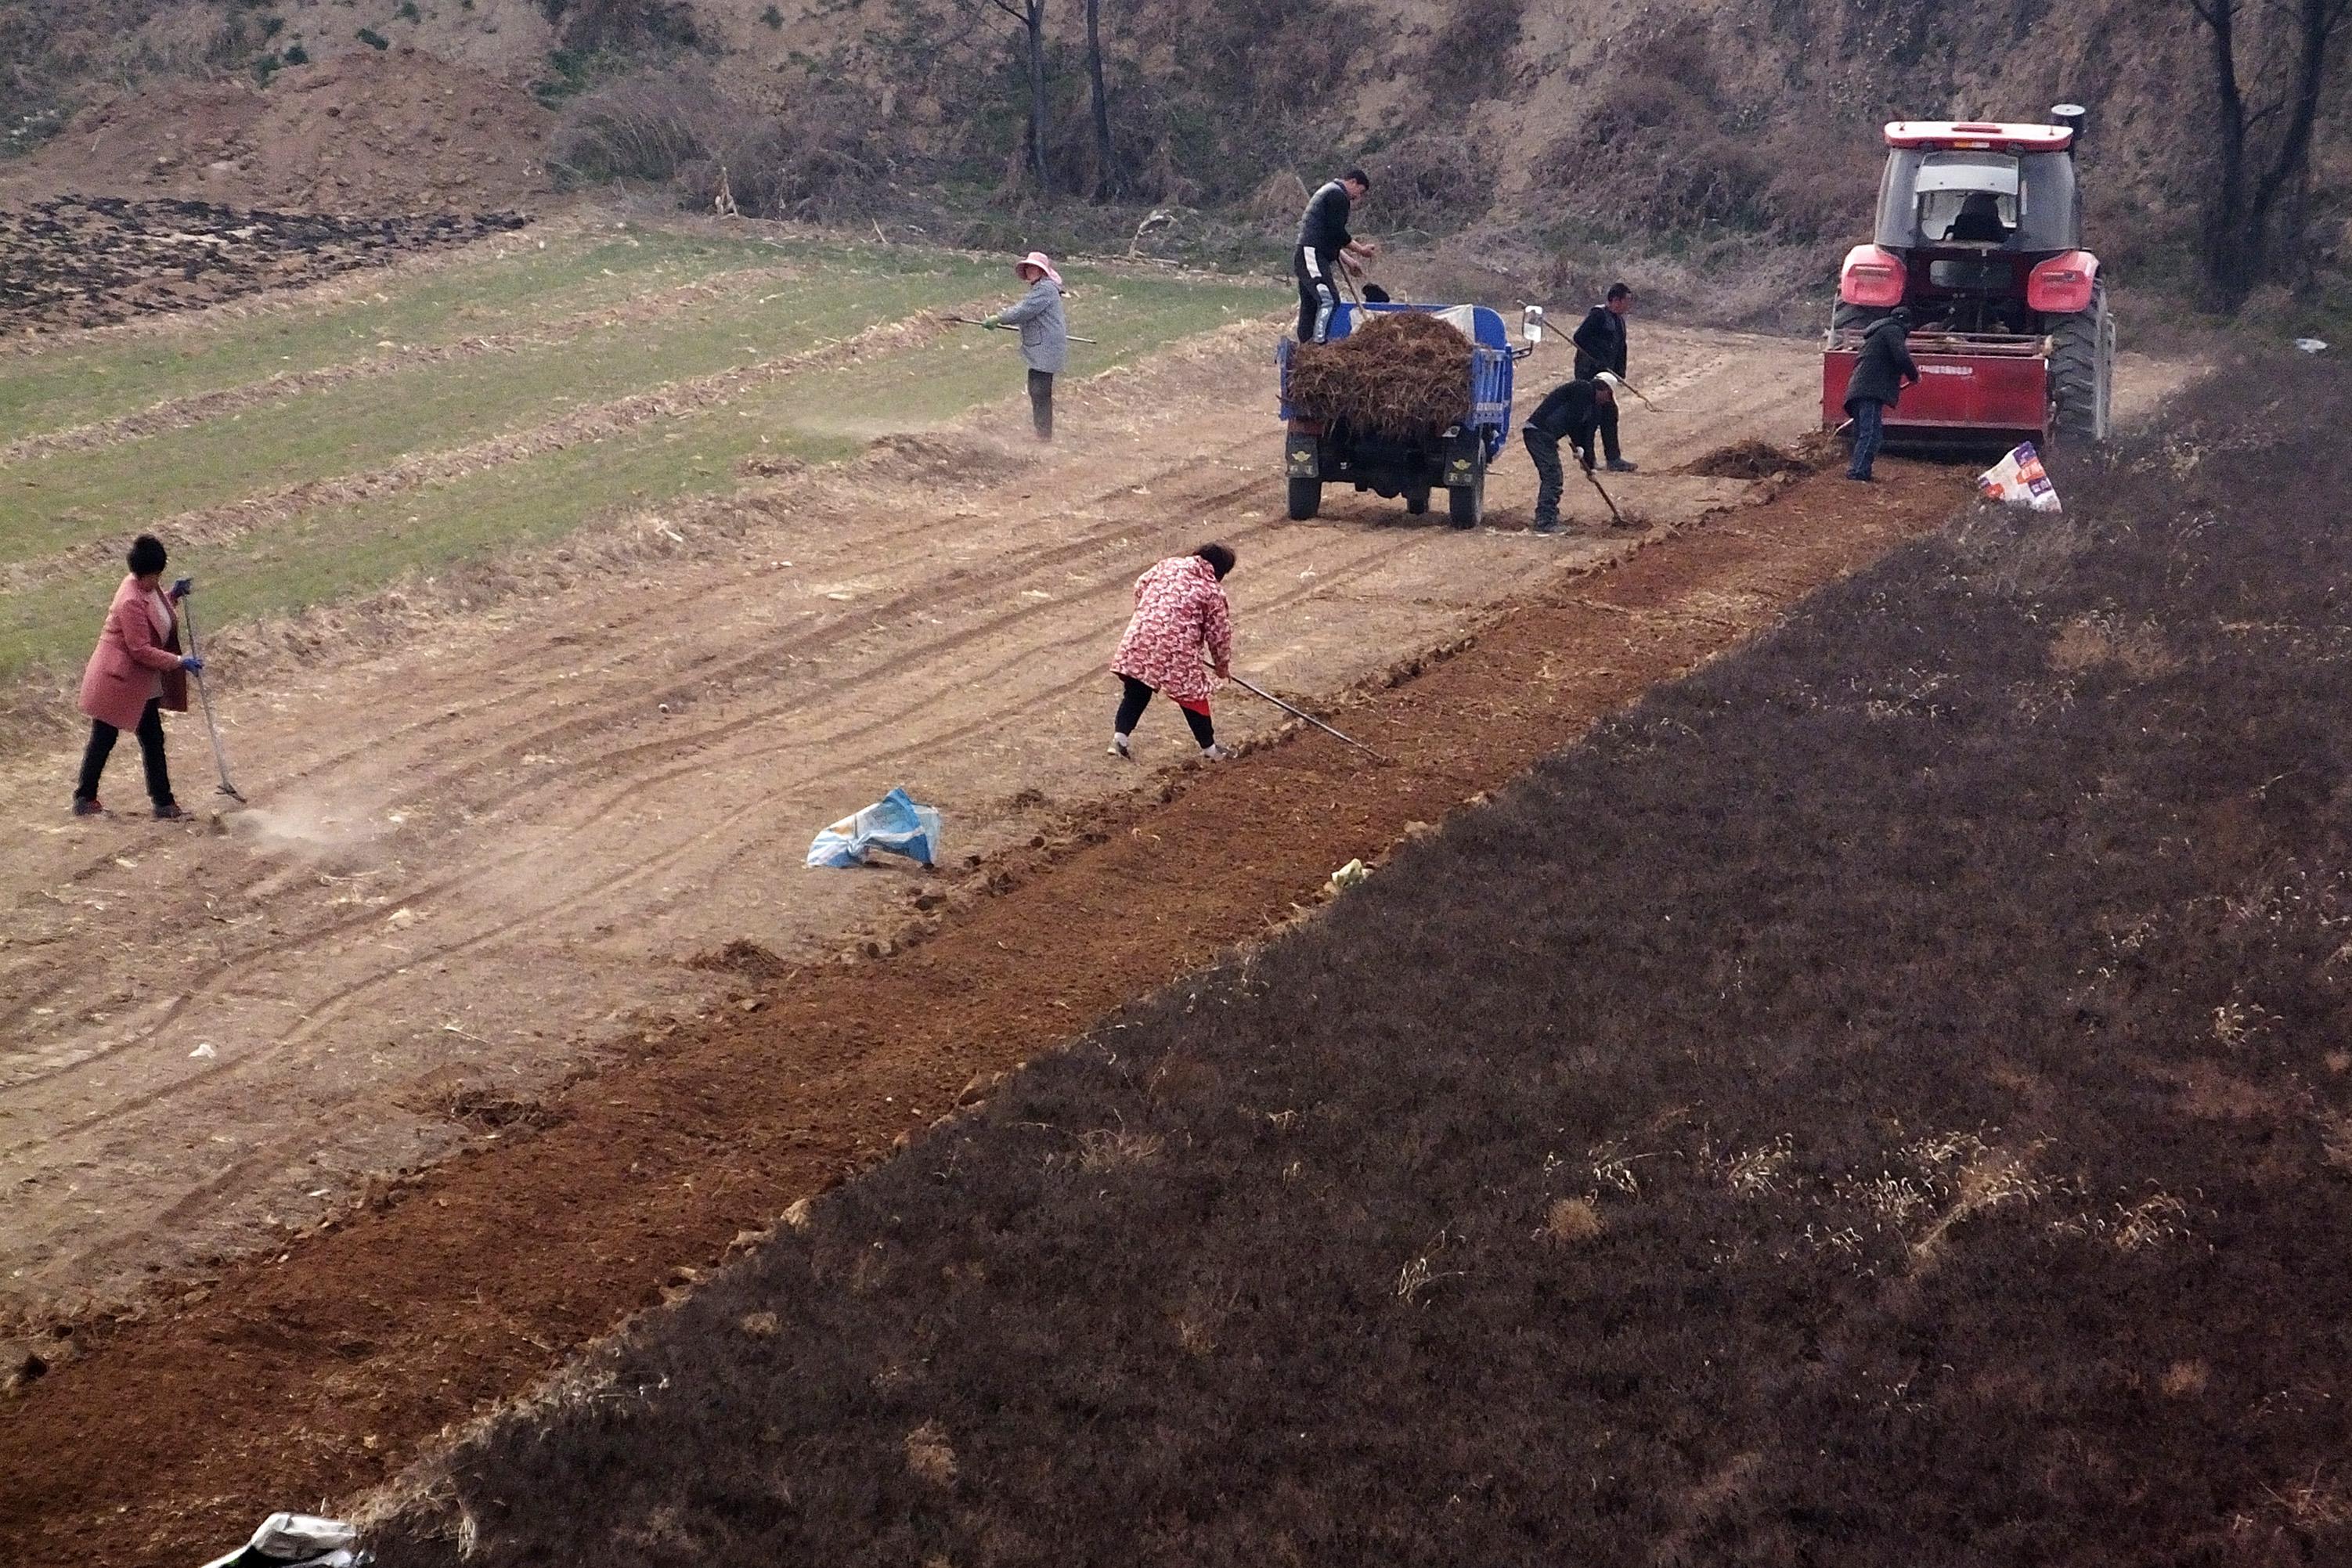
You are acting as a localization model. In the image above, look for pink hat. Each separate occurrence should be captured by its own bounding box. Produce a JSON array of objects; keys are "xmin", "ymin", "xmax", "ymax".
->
[{"xmin": 1015, "ymin": 251, "xmax": 1062, "ymax": 286}]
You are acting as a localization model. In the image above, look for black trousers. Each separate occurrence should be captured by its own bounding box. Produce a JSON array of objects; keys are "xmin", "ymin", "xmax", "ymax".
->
[
  {"xmin": 1115, "ymin": 675, "xmax": 1214, "ymax": 747},
  {"xmin": 1523, "ymin": 428, "xmax": 1597, "ymax": 524},
  {"xmin": 1293, "ymin": 247, "xmax": 1338, "ymax": 342},
  {"xmin": 1027, "ymin": 369, "xmax": 1054, "ymax": 440},
  {"xmin": 77, "ymin": 697, "xmax": 172, "ymax": 808}
]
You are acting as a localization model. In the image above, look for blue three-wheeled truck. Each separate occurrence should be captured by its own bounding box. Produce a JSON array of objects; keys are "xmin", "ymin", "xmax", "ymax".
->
[{"xmin": 1276, "ymin": 302, "xmax": 1543, "ymax": 528}]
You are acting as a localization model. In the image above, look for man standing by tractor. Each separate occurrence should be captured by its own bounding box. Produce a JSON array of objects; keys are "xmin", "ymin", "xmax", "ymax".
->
[
  {"xmin": 1571, "ymin": 282, "xmax": 1639, "ymax": 472},
  {"xmin": 1521, "ymin": 375, "xmax": 1619, "ymax": 535},
  {"xmin": 1293, "ymin": 169, "xmax": 1379, "ymax": 344},
  {"xmin": 1842, "ymin": 308, "xmax": 1919, "ymax": 482}
]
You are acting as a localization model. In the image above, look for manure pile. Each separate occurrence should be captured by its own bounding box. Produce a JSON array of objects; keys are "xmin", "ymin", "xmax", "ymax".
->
[{"xmin": 1290, "ymin": 312, "xmax": 1473, "ymax": 438}]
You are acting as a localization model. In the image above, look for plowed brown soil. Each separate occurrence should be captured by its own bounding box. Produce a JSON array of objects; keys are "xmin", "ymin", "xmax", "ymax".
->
[{"xmin": 0, "ymin": 459, "xmax": 1957, "ymax": 1567}]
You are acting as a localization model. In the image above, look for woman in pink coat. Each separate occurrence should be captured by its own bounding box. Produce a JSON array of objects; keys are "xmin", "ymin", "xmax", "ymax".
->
[
  {"xmin": 1109, "ymin": 543, "xmax": 1236, "ymax": 761},
  {"xmin": 73, "ymin": 534, "xmax": 203, "ymax": 819}
]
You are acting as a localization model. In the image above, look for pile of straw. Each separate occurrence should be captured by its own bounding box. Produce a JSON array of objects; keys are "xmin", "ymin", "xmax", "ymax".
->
[{"xmin": 1290, "ymin": 312, "xmax": 1474, "ymax": 438}]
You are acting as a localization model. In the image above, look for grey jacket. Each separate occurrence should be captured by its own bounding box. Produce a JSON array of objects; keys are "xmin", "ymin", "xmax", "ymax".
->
[{"xmin": 997, "ymin": 279, "xmax": 1069, "ymax": 374}]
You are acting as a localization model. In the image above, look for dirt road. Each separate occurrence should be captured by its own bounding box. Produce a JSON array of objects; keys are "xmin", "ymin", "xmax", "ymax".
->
[{"xmin": 1, "ymin": 319, "xmax": 1819, "ymax": 1329}]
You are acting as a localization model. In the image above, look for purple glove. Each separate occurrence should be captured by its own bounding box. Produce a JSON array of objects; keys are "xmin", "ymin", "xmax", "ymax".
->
[
  {"xmin": 179, "ymin": 655, "xmax": 204, "ymax": 674},
  {"xmin": 170, "ymin": 576, "xmax": 193, "ymax": 600}
]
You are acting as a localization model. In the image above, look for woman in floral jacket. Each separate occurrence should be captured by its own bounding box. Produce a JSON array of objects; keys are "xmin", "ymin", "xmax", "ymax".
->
[{"xmin": 1109, "ymin": 543, "xmax": 1236, "ymax": 761}]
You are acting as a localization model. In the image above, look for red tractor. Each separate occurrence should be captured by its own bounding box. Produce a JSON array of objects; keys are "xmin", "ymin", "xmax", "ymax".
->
[{"xmin": 1823, "ymin": 106, "xmax": 2115, "ymax": 448}]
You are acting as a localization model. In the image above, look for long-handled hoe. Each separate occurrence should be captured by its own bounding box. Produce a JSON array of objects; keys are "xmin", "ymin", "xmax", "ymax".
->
[
  {"xmin": 1228, "ymin": 673, "xmax": 1392, "ymax": 765},
  {"xmin": 943, "ymin": 315, "xmax": 1098, "ymax": 344},
  {"xmin": 178, "ymin": 592, "xmax": 247, "ymax": 804},
  {"xmin": 1583, "ymin": 464, "xmax": 1632, "ymax": 527}
]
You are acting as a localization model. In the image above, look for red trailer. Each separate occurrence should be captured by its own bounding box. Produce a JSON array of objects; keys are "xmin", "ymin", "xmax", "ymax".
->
[{"xmin": 1824, "ymin": 110, "xmax": 2115, "ymax": 449}]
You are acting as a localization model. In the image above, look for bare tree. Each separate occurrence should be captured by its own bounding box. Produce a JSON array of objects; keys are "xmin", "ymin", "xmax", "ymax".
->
[
  {"xmin": 1086, "ymin": 0, "xmax": 1114, "ymax": 199},
  {"xmin": 987, "ymin": 0, "xmax": 1051, "ymax": 192},
  {"xmin": 2188, "ymin": 0, "xmax": 2352, "ymax": 308}
]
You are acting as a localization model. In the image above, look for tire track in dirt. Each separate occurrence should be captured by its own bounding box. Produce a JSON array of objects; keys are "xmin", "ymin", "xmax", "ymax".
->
[
  {"xmin": 0, "ymin": 265, "xmax": 810, "ymax": 469},
  {"xmin": 0, "ymin": 319, "xmax": 1815, "ymax": 1329},
  {"xmin": 0, "ymin": 460, "xmax": 1958, "ymax": 1568},
  {"xmin": 5, "ymin": 513, "xmax": 1400, "ymax": 1133}
]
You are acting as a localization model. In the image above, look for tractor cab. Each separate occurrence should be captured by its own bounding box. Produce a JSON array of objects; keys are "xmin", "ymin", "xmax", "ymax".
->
[{"xmin": 1825, "ymin": 108, "xmax": 2115, "ymax": 445}]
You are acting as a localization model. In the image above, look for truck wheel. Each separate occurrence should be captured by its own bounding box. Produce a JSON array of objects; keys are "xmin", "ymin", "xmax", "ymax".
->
[
  {"xmin": 1448, "ymin": 470, "xmax": 1484, "ymax": 529},
  {"xmin": 2049, "ymin": 282, "xmax": 2113, "ymax": 445},
  {"xmin": 1405, "ymin": 486, "xmax": 1430, "ymax": 516},
  {"xmin": 1286, "ymin": 478, "xmax": 1322, "ymax": 521}
]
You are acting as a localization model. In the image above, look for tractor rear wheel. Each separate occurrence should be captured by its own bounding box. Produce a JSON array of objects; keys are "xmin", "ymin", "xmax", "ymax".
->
[
  {"xmin": 1448, "ymin": 470, "xmax": 1484, "ymax": 529},
  {"xmin": 2049, "ymin": 282, "xmax": 2114, "ymax": 445},
  {"xmin": 1286, "ymin": 478, "xmax": 1322, "ymax": 521}
]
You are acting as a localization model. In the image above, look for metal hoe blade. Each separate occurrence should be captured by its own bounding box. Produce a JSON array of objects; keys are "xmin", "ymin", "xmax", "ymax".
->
[
  {"xmin": 1228, "ymin": 674, "xmax": 1391, "ymax": 764},
  {"xmin": 179, "ymin": 599, "xmax": 246, "ymax": 803}
]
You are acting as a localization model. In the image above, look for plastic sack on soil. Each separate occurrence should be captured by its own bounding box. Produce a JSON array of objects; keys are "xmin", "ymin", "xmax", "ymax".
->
[
  {"xmin": 1978, "ymin": 442, "xmax": 2062, "ymax": 513},
  {"xmin": 807, "ymin": 788, "xmax": 943, "ymax": 870},
  {"xmin": 199, "ymin": 1512, "xmax": 366, "ymax": 1568}
]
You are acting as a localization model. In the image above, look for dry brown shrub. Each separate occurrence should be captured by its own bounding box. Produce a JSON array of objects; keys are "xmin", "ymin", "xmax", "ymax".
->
[
  {"xmin": 1366, "ymin": 132, "xmax": 1497, "ymax": 235},
  {"xmin": 2158, "ymin": 1359, "xmax": 2210, "ymax": 1397},
  {"xmin": 1423, "ymin": 0, "xmax": 1526, "ymax": 102},
  {"xmin": 904, "ymin": 1420, "xmax": 958, "ymax": 1486},
  {"xmin": 739, "ymin": 1310, "xmax": 781, "ymax": 1339},
  {"xmin": 1543, "ymin": 1196, "xmax": 1605, "ymax": 1246},
  {"xmin": 1289, "ymin": 312, "xmax": 1474, "ymax": 437},
  {"xmin": 2050, "ymin": 615, "xmax": 2182, "ymax": 679}
]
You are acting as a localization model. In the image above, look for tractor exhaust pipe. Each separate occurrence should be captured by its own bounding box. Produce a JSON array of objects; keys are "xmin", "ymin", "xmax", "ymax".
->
[{"xmin": 2051, "ymin": 103, "xmax": 2087, "ymax": 153}]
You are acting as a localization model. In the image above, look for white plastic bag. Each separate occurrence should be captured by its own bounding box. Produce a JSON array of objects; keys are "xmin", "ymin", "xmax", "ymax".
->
[
  {"xmin": 199, "ymin": 1512, "xmax": 364, "ymax": 1568},
  {"xmin": 1978, "ymin": 442, "xmax": 2062, "ymax": 514},
  {"xmin": 807, "ymin": 788, "xmax": 943, "ymax": 870}
]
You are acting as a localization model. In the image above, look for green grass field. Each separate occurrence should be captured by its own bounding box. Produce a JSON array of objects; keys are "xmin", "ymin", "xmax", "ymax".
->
[{"xmin": 0, "ymin": 222, "xmax": 1274, "ymax": 681}]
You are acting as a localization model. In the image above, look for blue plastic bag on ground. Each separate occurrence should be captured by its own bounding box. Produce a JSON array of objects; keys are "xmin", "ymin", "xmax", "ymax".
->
[{"xmin": 807, "ymin": 788, "xmax": 943, "ymax": 870}]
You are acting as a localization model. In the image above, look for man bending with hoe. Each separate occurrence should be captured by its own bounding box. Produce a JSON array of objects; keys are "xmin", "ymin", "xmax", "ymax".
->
[
  {"xmin": 1571, "ymin": 281, "xmax": 1640, "ymax": 472},
  {"xmin": 1522, "ymin": 374, "xmax": 1622, "ymax": 534},
  {"xmin": 1293, "ymin": 168, "xmax": 1379, "ymax": 344}
]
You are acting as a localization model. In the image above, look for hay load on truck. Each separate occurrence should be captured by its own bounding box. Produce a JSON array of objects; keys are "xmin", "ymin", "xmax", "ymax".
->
[
  {"xmin": 1279, "ymin": 304, "xmax": 1542, "ymax": 528},
  {"xmin": 1824, "ymin": 106, "xmax": 2116, "ymax": 449}
]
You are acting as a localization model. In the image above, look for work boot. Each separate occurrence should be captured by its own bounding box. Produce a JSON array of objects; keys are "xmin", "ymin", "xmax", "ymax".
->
[
  {"xmin": 70, "ymin": 795, "xmax": 103, "ymax": 817},
  {"xmin": 1606, "ymin": 458, "xmax": 1639, "ymax": 474},
  {"xmin": 153, "ymin": 800, "xmax": 189, "ymax": 820},
  {"xmin": 1531, "ymin": 514, "xmax": 1561, "ymax": 535},
  {"xmin": 1107, "ymin": 734, "xmax": 1132, "ymax": 761}
]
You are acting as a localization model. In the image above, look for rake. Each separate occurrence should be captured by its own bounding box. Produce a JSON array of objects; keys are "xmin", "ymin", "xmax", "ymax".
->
[
  {"xmin": 1228, "ymin": 673, "xmax": 1391, "ymax": 764},
  {"xmin": 177, "ymin": 593, "xmax": 246, "ymax": 803}
]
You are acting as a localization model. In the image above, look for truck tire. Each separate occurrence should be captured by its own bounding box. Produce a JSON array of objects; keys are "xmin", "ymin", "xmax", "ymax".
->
[
  {"xmin": 1286, "ymin": 478, "xmax": 1322, "ymax": 521},
  {"xmin": 1448, "ymin": 470, "xmax": 1484, "ymax": 529},
  {"xmin": 2049, "ymin": 282, "xmax": 2113, "ymax": 445},
  {"xmin": 1405, "ymin": 486, "xmax": 1430, "ymax": 516}
]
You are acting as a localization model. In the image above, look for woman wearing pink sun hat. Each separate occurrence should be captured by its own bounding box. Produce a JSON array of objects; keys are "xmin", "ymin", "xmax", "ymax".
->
[{"xmin": 982, "ymin": 251, "xmax": 1069, "ymax": 441}]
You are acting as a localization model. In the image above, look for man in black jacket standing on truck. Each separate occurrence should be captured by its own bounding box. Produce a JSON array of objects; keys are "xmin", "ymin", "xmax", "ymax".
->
[
  {"xmin": 1522, "ymin": 375, "xmax": 1620, "ymax": 534},
  {"xmin": 1571, "ymin": 282, "xmax": 1638, "ymax": 472},
  {"xmin": 1293, "ymin": 169, "xmax": 1379, "ymax": 344}
]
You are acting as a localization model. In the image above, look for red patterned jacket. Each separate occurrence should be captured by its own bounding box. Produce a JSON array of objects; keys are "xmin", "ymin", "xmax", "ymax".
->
[{"xmin": 1110, "ymin": 555, "xmax": 1232, "ymax": 704}]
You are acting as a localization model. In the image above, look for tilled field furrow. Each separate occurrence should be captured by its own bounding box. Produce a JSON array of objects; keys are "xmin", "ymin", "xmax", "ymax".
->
[
  {"xmin": 0, "ymin": 265, "xmax": 812, "ymax": 469},
  {"xmin": 0, "ymin": 461, "xmax": 1952, "ymax": 1568}
]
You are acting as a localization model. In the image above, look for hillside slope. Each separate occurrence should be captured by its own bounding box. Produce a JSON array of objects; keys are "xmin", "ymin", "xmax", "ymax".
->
[{"xmin": 5, "ymin": 0, "xmax": 2346, "ymax": 281}]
